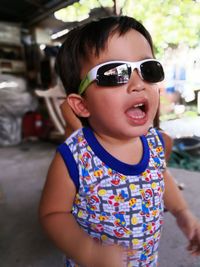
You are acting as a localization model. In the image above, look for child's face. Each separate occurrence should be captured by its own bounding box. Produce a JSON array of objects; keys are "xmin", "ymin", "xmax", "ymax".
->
[{"xmin": 79, "ymin": 29, "xmax": 160, "ymax": 139}]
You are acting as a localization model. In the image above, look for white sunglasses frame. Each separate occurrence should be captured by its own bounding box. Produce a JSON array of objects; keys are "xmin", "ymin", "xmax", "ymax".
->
[{"xmin": 78, "ymin": 59, "xmax": 163, "ymax": 95}]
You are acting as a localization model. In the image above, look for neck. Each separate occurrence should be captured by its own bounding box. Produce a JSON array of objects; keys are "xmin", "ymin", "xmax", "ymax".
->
[
  {"xmin": 92, "ymin": 130, "xmax": 143, "ymax": 165},
  {"xmin": 94, "ymin": 130, "xmax": 138, "ymax": 145}
]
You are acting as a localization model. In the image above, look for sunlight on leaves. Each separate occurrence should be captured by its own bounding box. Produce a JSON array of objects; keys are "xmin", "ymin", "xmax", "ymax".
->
[
  {"xmin": 54, "ymin": 0, "xmax": 200, "ymax": 56},
  {"xmin": 54, "ymin": 0, "xmax": 114, "ymax": 22}
]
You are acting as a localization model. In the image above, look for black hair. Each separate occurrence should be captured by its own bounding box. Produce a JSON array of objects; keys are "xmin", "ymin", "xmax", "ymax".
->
[{"xmin": 55, "ymin": 15, "xmax": 154, "ymax": 96}]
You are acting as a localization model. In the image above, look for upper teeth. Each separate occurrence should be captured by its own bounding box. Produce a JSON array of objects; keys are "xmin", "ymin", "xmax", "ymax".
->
[{"xmin": 134, "ymin": 103, "xmax": 143, "ymax": 108}]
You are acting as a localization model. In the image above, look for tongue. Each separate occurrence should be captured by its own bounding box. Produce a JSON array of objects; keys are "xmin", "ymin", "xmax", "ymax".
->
[{"xmin": 126, "ymin": 107, "xmax": 145, "ymax": 119}]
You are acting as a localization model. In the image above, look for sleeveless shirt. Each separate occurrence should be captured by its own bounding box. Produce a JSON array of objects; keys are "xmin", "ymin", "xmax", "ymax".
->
[{"xmin": 58, "ymin": 127, "xmax": 166, "ymax": 267}]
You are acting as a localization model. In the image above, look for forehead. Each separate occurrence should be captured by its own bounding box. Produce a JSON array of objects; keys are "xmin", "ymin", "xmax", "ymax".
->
[
  {"xmin": 106, "ymin": 29, "xmax": 153, "ymax": 59},
  {"xmin": 81, "ymin": 29, "xmax": 153, "ymax": 78}
]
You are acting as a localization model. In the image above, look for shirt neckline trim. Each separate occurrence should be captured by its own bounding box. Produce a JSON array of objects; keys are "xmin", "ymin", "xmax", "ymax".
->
[{"xmin": 82, "ymin": 127, "xmax": 149, "ymax": 175}]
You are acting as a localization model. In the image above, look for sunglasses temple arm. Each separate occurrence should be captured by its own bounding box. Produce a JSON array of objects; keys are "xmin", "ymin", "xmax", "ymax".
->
[{"xmin": 78, "ymin": 76, "xmax": 91, "ymax": 95}]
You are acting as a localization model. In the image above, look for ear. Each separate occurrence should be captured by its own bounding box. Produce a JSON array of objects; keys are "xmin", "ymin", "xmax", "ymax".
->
[{"xmin": 67, "ymin": 94, "xmax": 90, "ymax": 118}]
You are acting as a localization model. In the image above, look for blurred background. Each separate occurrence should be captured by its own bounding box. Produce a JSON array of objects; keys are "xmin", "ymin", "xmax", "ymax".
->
[
  {"xmin": 0, "ymin": 0, "xmax": 200, "ymax": 150},
  {"xmin": 0, "ymin": 1, "xmax": 200, "ymax": 267},
  {"xmin": 0, "ymin": 0, "xmax": 200, "ymax": 167}
]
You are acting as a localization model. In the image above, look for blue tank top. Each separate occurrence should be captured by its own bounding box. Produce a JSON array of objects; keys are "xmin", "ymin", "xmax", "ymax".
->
[{"xmin": 58, "ymin": 127, "xmax": 166, "ymax": 267}]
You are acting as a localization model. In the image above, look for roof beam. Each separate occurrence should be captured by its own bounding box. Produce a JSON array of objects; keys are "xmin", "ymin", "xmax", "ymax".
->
[{"xmin": 25, "ymin": 0, "xmax": 79, "ymax": 26}]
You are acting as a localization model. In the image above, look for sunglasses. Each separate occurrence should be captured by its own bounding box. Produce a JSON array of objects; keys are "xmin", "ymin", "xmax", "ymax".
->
[{"xmin": 78, "ymin": 59, "xmax": 165, "ymax": 95}]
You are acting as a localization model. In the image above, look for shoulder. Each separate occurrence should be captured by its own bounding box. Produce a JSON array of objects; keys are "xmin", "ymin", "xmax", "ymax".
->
[
  {"xmin": 145, "ymin": 127, "xmax": 165, "ymax": 148},
  {"xmin": 39, "ymin": 152, "xmax": 77, "ymax": 217},
  {"xmin": 57, "ymin": 127, "xmax": 85, "ymax": 166},
  {"xmin": 65, "ymin": 127, "xmax": 85, "ymax": 142},
  {"xmin": 157, "ymin": 130, "xmax": 173, "ymax": 161},
  {"xmin": 56, "ymin": 128, "xmax": 86, "ymax": 191},
  {"xmin": 61, "ymin": 127, "xmax": 86, "ymax": 150},
  {"xmin": 147, "ymin": 127, "xmax": 173, "ymax": 162},
  {"xmin": 145, "ymin": 127, "xmax": 167, "ymax": 169}
]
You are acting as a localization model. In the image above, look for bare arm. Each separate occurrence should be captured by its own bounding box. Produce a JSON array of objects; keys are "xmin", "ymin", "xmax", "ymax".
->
[
  {"xmin": 163, "ymin": 169, "xmax": 188, "ymax": 215},
  {"xmin": 163, "ymin": 169, "xmax": 200, "ymax": 255},
  {"xmin": 39, "ymin": 153, "xmax": 125, "ymax": 266},
  {"xmin": 159, "ymin": 130, "xmax": 173, "ymax": 162},
  {"xmin": 60, "ymin": 100, "xmax": 82, "ymax": 137}
]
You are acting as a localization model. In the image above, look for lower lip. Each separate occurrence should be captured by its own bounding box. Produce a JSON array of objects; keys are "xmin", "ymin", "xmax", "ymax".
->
[{"xmin": 126, "ymin": 113, "xmax": 148, "ymax": 126}]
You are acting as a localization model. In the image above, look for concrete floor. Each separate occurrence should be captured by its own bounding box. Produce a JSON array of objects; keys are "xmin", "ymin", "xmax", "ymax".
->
[{"xmin": 0, "ymin": 140, "xmax": 200, "ymax": 267}]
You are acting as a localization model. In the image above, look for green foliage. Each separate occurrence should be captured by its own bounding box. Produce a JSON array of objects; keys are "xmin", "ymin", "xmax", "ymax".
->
[
  {"xmin": 122, "ymin": 0, "xmax": 200, "ymax": 56},
  {"xmin": 54, "ymin": 0, "xmax": 113, "ymax": 22},
  {"xmin": 55, "ymin": 0, "xmax": 200, "ymax": 56}
]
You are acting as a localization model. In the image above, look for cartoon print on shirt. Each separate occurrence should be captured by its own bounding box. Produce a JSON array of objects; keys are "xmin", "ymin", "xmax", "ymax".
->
[
  {"xmin": 140, "ymin": 188, "xmax": 153, "ymax": 217},
  {"xmin": 142, "ymin": 169, "xmax": 152, "ymax": 182},
  {"xmin": 142, "ymin": 222, "xmax": 156, "ymax": 235},
  {"xmin": 140, "ymin": 240, "xmax": 154, "ymax": 262},
  {"xmin": 94, "ymin": 167, "xmax": 104, "ymax": 178},
  {"xmin": 80, "ymin": 151, "xmax": 92, "ymax": 169},
  {"xmin": 63, "ymin": 127, "xmax": 166, "ymax": 266},
  {"xmin": 152, "ymin": 154, "xmax": 161, "ymax": 168},
  {"xmin": 98, "ymin": 212, "xmax": 109, "ymax": 221},
  {"xmin": 113, "ymin": 211, "xmax": 131, "ymax": 237},
  {"xmin": 81, "ymin": 167, "xmax": 91, "ymax": 181},
  {"xmin": 129, "ymin": 197, "xmax": 137, "ymax": 208},
  {"xmin": 156, "ymin": 146, "xmax": 164, "ymax": 158},
  {"xmin": 91, "ymin": 223, "xmax": 104, "ymax": 232},
  {"xmin": 108, "ymin": 169, "xmax": 126, "ymax": 186},
  {"xmin": 108, "ymin": 189, "xmax": 129, "ymax": 207},
  {"xmin": 77, "ymin": 135, "xmax": 87, "ymax": 147},
  {"xmin": 86, "ymin": 195, "xmax": 100, "ymax": 218}
]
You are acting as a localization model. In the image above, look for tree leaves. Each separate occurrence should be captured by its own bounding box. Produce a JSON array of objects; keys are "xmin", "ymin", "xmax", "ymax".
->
[{"xmin": 54, "ymin": 0, "xmax": 200, "ymax": 56}]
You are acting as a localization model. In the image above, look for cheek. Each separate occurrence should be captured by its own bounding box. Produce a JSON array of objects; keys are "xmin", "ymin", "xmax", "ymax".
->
[
  {"xmin": 85, "ymin": 86, "xmax": 120, "ymax": 111},
  {"xmin": 151, "ymin": 86, "xmax": 160, "ymax": 104},
  {"xmin": 88, "ymin": 95, "xmax": 116, "ymax": 115},
  {"xmin": 149, "ymin": 86, "xmax": 160, "ymax": 115},
  {"xmin": 85, "ymin": 91, "xmax": 123, "ymax": 127}
]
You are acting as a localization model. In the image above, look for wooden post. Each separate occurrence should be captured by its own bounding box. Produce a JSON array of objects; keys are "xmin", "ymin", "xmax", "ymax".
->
[{"xmin": 113, "ymin": 0, "xmax": 121, "ymax": 15}]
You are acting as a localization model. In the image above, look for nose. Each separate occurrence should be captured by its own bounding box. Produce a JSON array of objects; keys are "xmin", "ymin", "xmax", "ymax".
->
[{"xmin": 127, "ymin": 69, "xmax": 145, "ymax": 93}]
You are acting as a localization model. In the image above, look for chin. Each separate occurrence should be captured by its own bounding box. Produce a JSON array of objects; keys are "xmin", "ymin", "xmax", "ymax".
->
[{"xmin": 129, "ymin": 124, "xmax": 151, "ymax": 137}]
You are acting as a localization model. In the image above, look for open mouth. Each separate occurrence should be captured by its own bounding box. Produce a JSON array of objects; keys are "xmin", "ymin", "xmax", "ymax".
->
[{"xmin": 126, "ymin": 101, "xmax": 148, "ymax": 120}]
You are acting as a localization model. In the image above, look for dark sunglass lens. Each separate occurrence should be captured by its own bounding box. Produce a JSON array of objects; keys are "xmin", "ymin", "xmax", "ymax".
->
[
  {"xmin": 141, "ymin": 61, "xmax": 164, "ymax": 83},
  {"xmin": 97, "ymin": 63, "xmax": 130, "ymax": 86}
]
